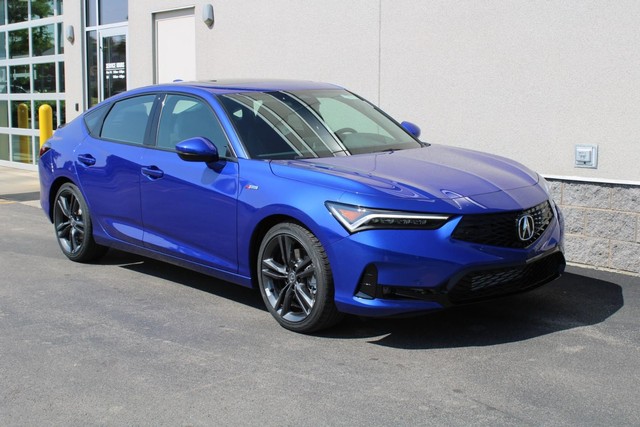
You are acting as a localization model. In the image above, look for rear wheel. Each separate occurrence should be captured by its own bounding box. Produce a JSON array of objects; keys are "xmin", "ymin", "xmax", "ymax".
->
[
  {"xmin": 258, "ymin": 222, "xmax": 343, "ymax": 333},
  {"xmin": 53, "ymin": 183, "xmax": 107, "ymax": 262}
]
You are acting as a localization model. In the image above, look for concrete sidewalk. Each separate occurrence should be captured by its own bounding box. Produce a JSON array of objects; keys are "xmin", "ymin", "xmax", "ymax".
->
[{"xmin": 0, "ymin": 166, "xmax": 40, "ymax": 201}]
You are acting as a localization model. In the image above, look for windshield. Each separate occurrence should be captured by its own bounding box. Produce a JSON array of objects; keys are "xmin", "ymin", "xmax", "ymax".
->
[{"xmin": 218, "ymin": 89, "xmax": 422, "ymax": 159}]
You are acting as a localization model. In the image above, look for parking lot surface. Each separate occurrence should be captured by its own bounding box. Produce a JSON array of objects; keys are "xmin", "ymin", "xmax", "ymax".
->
[{"xmin": 1, "ymin": 197, "xmax": 639, "ymax": 426}]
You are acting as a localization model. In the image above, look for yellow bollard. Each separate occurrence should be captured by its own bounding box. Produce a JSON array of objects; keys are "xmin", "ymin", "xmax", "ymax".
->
[
  {"xmin": 39, "ymin": 104, "xmax": 53, "ymax": 148},
  {"xmin": 18, "ymin": 103, "xmax": 29, "ymax": 161}
]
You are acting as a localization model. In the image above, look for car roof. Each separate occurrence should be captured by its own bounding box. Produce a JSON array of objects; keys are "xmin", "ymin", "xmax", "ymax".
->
[{"xmin": 149, "ymin": 79, "xmax": 344, "ymax": 94}]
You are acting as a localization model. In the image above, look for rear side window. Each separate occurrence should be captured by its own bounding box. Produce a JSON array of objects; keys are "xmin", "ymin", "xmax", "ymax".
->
[
  {"xmin": 101, "ymin": 95, "xmax": 155, "ymax": 145},
  {"xmin": 83, "ymin": 104, "xmax": 110, "ymax": 137}
]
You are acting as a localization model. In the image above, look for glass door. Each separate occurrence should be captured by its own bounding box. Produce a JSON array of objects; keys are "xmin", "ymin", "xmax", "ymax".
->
[
  {"xmin": 100, "ymin": 28, "xmax": 128, "ymax": 101},
  {"xmin": 87, "ymin": 27, "xmax": 128, "ymax": 108}
]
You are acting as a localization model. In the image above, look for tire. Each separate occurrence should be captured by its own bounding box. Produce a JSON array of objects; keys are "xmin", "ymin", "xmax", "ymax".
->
[
  {"xmin": 257, "ymin": 222, "xmax": 343, "ymax": 333},
  {"xmin": 53, "ymin": 183, "xmax": 107, "ymax": 262}
]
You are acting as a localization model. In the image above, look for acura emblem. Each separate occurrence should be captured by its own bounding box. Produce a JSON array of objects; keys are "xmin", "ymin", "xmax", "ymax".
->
[{"xmin": 517, "ymin": 214, "xmax": 535, "ymax": 241}]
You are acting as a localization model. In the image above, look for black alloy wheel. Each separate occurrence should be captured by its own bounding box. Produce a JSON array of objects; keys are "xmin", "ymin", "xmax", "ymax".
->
[
  {"xmin": 258, "ymin": 222, "xmax": 342, "ymax": 333},
  {"xmin": 53, "ymin": 183, "xmax": 106, "ymax": 262}
]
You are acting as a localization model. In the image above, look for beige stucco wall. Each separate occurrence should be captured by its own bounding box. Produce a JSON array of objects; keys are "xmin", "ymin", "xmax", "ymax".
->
[{"xmin": 65, "ymin": 0, "xmax": 640, "ymax": 183}]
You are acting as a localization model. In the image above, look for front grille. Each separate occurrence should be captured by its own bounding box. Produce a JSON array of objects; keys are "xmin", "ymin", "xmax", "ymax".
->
[
  {"xmin": 448, "ymin": 252, "xmax": 565, "ymax": 304},
  {"xmin": 451, "ymin": 201, "xmax": 554, "ymax": 248}
]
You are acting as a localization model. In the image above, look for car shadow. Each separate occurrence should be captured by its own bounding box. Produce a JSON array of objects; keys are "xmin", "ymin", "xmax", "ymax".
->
[
  {"xmin": 100, "ymin": 250, "xmax": 624, "ymax": 348},
  {"xmin": 318, "ymin": 271, "xmax": 624, "ymax": 349},
  {"xmin": 101, "ymin": 249, "xmax": 265, "ymax": 311}
]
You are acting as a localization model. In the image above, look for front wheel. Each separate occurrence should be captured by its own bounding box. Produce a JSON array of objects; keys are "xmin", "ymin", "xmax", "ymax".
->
[
  {"xmin": 53, "ymin": 183, "xmax": 107, "ymax": 262},
  {"xmin": 257, "ymin": 222, "xmax": 343, "ymax": 333}
]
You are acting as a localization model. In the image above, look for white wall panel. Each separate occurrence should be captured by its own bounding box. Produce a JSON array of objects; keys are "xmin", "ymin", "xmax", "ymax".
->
[{"xmin": 379, "ymin": 1, "xmax": 640, "ymax": 181}]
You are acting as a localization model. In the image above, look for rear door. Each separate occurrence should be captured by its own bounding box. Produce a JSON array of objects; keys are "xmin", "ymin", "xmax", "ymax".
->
[
  {"xmin": 74, "ymin": 94, "xmax": 156, "ymax": 245},
  {"xmin": 140, "ymin": 93, "xmax": 239, "ymax": 272}
]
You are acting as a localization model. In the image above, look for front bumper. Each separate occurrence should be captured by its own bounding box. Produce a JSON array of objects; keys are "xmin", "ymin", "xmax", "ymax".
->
[{"xmin": 327, "ymin": 209, "xmax": 565, "ymax": 317}]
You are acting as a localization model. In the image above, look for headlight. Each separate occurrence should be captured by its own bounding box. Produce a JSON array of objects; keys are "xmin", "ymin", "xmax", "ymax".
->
[
  {"xmin": 326, "ymin": 202, "xmax": 450, "ymax": 233},
  {"xmin": 538, "ymin": 174, "xmax": 551, "ymax": 195},
  {"xmin": 538, "ymin": 174, "xmax": 558, "ymax": 203}
]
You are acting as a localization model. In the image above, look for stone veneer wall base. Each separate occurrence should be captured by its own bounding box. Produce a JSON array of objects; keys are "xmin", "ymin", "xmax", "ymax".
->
[{"xmin": 546, "ymin": 179, "xmax": 640, "ymax": 276}]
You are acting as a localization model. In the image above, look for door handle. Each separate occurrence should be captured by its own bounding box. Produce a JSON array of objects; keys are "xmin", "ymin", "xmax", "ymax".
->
[
  {"xmin": 77, "ymin": 154, "xmax": 96, "ymax": 166},
  {"xmin": 141, "ymin": 166, "xmax": 164, "ymax": 179}
]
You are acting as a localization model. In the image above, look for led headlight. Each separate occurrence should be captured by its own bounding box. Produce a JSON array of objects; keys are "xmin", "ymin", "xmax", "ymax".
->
[
  {"xmin": 326, "ymin": 202, "xmax": 451, "ymax": 233},
  {"xmin": 538, "ymin": 174, "xmax": 558, "ymax": 206},
  {"xmin": 538, "ymin": 174, "xmax": 551, "ymax": 194}
]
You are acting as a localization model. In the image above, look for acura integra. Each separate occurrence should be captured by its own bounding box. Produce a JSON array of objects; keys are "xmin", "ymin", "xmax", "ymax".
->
[{"xmin": 39, "ymin": 80, "xmax": 565, "ymax": 332}]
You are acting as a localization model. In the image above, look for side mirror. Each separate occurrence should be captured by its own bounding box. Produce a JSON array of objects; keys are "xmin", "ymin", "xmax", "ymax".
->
[
  {"xmin": 401, "ymin": 121, "xmax": 421, "ymax": 139},
  {"xmin": 175, "ymin": 137, "xmax": 219, "ymax": 163}
]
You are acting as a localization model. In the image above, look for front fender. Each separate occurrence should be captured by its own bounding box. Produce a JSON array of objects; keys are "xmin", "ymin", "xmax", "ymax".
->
[{"xmin": 236, "ymin": 159, "xmax": 348, "ymax": 279}]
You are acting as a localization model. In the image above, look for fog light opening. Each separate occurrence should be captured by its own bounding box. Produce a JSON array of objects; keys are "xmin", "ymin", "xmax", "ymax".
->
[{"xmin": 355, "ymin": 264, "xmax": 379, "ymax": 299}]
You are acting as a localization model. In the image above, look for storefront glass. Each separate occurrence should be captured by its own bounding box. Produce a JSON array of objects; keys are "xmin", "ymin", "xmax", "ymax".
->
[{"xmin": 0, "ymin": 0, "xmax": 64, "ymax": 167}]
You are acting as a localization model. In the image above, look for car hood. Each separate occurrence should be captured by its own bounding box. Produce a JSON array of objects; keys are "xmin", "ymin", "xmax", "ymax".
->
[{"xmin": 270, "ymin": 145, "xmax": 539, "ymax": 202}]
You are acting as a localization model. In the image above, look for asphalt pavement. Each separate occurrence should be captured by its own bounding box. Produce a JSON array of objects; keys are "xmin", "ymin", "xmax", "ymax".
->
[{"xmin": 1, "ymin": 166, "xmax": 639, "ymax": 426}]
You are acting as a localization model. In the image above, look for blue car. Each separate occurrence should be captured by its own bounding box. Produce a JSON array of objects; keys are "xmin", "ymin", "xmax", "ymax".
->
[{"xmin": 39, "ymin": 80, "xmax": 565, "ymax": 333}]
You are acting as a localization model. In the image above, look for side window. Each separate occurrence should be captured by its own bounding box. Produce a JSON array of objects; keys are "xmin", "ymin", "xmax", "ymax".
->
[
  {"xmin": 83, "ymin": 103, "xmax": 110, "ymax": 137},
  {"xmin": 156, "ymin": 94, "xmax": 230, "ymax": 156},
  {"xmin": 101, "ymin": 95, "xmax": 155, "ymax": 145}
]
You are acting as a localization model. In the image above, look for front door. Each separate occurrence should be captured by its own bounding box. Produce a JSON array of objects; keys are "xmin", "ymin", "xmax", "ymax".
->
[{"xmin": 140, "ymin": 94, "xmax": 239, "ymax": 272}]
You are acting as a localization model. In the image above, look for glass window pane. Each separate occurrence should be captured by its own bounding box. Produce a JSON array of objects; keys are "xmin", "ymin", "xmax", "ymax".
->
[
  {"xmin": 10, "ymin": 65, "xmax": 30, "ymax": 93},
  {"xmin": 0, "ymin": 67, "xmax": 6, "ymax": 94},
  {"xmin": 31, "ymin": 0, "xmax": 54, "ymax": 19},
  {"xmin": 9, "ymin": 29, "xmax": 29, "ymax": 58},
  {"xmin": 59, "ymin": 100, "xmax": 65, "ymax": 126},
  {"xmin": 0, "ymin": 100, "xmax": 8, "ymax": 126},
  {"xmin": 33, "ymin": 63, "xmax": 56, "ymax": 93},
  {"xmin": 85, "ymin": 0, "xmax": 96, "ymax": 26},
  {"xmin": 102, "ymin": 34, "xmax": 127, "ymax": 99},
  {"xmin": 34, "ymin": 136, "xmax": 39, "ymax": 164},
  {"xmin": 58, "ymin": 62, "xmax": 64, "ymax": 92},
  {"xmin": 11, "ymin": 134, "xmax": 33, "ymax": 163},
  {"xmin": 56, "ymin": 0, "xmax": 63, "ymax": 15},
  {"xmin": 57, "ymin": 22, "xmax": 63, "ymax": 54},
  {"xmin": 86, "ymin": 30, "xmax": 98, "ymax": 107},
  {"xmin": 0, "ymin": 32, "xmax": 6, "ymax": 59},
  {"xmin": 0, "ymin": 133, "xmax": 9, "ymax": 160},
  {"xmin": 32, "ymin": 25, "xmax": 55, "ymax": 56},
  {"xmin": 11, "ymin": 100, "xmax": 31, "ymax": 129},
  {"xmin": 8, "ymin": 0, "xmax": 28, "ymax": 24},
  {"xmin": 0, "ymin": 0, "xmax": 6, "ymax": 25},
  {"xmin": 99, "ymin": 0, "xmax": 127, "ymax": 24}
]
